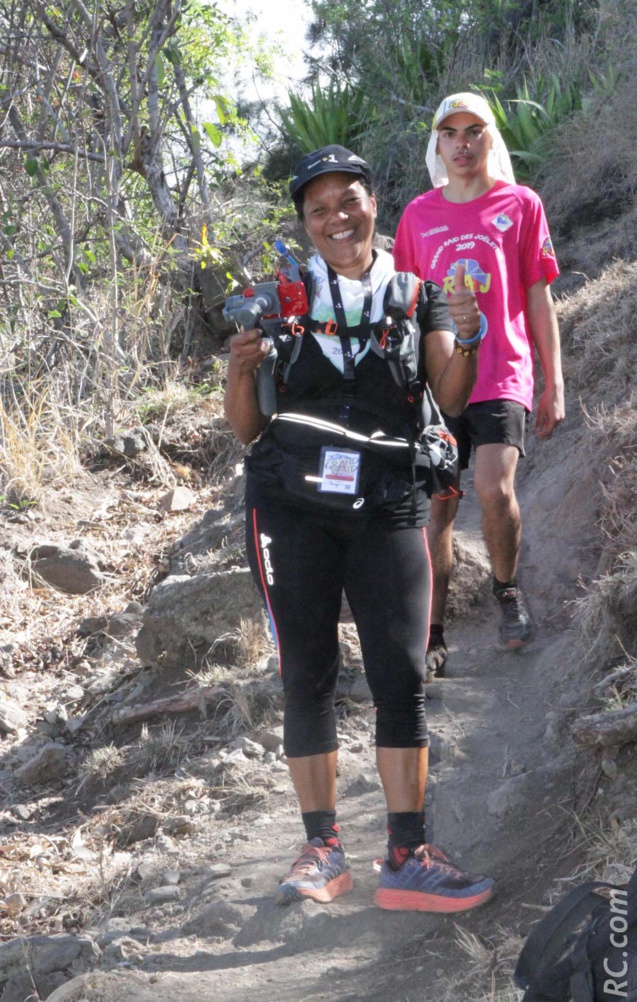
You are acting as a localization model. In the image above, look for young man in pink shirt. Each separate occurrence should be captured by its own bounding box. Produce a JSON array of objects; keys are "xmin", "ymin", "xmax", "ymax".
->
[{"xmin": 393, "ymin": 92, "xmax": 565, "ymax": 673}]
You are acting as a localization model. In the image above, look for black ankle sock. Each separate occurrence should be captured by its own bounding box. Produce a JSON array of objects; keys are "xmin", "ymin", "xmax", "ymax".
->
[
  {"xmin": 387, "ymin": 811, "xmax": 426, "ymax": 870},
  {"xmin": 301, "ymin": 810, "xmax": 341, "ymax": 847},
  {"xmin": 493, "ymin": 576, "xmax": 517, "ymax": 597}
]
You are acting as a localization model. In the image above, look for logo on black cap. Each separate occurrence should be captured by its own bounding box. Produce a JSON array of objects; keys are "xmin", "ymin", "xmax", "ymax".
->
[{"xmin": 290, "ymin": 145, "xmax": 372, "ymax": 200}]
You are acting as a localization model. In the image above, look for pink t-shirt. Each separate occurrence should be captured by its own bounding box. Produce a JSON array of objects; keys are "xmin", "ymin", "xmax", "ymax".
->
[{"xmin": 393, "ymin": 181, "xmax": 559, "ymax": 411}]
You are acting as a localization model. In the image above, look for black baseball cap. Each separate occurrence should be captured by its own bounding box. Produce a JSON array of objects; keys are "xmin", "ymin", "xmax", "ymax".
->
[{"xmin": 289, "ymin": 145, "xmax": 373, "ymax": 202}]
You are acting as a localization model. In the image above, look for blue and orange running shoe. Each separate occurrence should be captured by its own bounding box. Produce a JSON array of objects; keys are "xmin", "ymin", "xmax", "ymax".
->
[
  {"xmin": 275, "ymin": 838, "xmax": 354, "ymax": 905},
  {"xmin": 374, "ymin": 844, "xmax": 495, "ymax": 913}
]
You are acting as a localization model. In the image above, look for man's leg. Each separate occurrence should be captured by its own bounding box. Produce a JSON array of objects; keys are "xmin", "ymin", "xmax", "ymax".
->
[
  {"xmin": 473, "ymin": 443, "xmax": 531, "ymax": 647},
  {"xmin": 473, "ymin": 443, "xmax": 520, "ymax": 581}
]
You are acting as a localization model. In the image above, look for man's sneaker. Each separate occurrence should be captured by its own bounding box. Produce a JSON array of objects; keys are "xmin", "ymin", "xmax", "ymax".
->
[
  {"xmin": 374, "ymin": 844, "xmax": 496, "ymax": 913},
  {"xmin": 497, "ymin": 587, "xmax": 532, "ymax": 649},
  {"xmin": 275, "ymin": 838, "xmax": 353, "ymax": 905},
  {"xmin": 425, "ymin": 638, "xmax": 448, "ymax": 680}
]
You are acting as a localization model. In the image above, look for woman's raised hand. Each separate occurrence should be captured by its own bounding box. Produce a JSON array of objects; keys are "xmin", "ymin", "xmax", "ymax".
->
[{"xmin": 229, "ymin": 328, "xmax": 271, "ymax": 372}]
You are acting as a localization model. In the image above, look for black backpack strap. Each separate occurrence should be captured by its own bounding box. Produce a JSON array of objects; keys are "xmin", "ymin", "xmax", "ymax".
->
[
  {"xmin": 569, "ymin": 930, "xmax": 597, "ymax": 1002},
  {"xmin": 514, "ymin": 882, "xmax": 614, "ymax": 992}
]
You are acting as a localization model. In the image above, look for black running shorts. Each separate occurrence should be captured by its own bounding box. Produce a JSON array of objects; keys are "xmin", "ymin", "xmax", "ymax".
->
[{"xmin": 444, "ymin": 399, "xmax": 528, "ymax": 471}]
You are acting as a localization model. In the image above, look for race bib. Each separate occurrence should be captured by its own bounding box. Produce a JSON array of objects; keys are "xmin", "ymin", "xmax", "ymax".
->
[{"xmin": 318, "ymin": 448, "xmax": 361, "ymax": 495}]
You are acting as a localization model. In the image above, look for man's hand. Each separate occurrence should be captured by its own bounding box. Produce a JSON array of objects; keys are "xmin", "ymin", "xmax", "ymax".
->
[
  {"xmin": 448, "ymin": 263, "xmax": 481, "ymax": 340},
  {"xmin": 535, "ymin": 384, "xmax": 565, "ymax": 439},
  {"xmin": 228, "ymin": 328, "xmax": 271, "ymax": 373}
]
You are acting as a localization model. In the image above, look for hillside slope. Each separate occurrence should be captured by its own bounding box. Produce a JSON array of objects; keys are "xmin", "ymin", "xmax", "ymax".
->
[{"xmin": 0, "ymin": 247, "xmax": 635, "ymax": 1002}]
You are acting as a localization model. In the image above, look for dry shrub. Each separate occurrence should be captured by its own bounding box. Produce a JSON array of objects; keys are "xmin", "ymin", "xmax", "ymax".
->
[
  {"xmin": 209, "ymin": 680, "xmax": 279, "ymax": 739},
  {"xmin": 574, "ymin": 552, "xmax": 637, "ymax": 669},
  {"xmin": 577, "ymin": 818, "xmax": 637, "ymax": 888},
  {"xmin": 584, "ymin": 399, "xmax": 637, "ymax": 557},
  {"xmin": 557, "ymin": 259, "xmax": 637, "ymax": 402},
  {"xmin": 557, "ymin": 259, "xmax": 637, "ymax": 676},
  {"xmin": 133, "ymin": 720, "xmax": 187, "ymax": 775},
  {"xmin": 541, "ymin": 76, "xmax": 637, "ymax": 236},
  {"xmin": 77, "ymin": 744, "xmax": 127, "ymax": 795},
  {"xmin": 556, "ymin": 259, "xmax": 637, "ymax": 564},
  {"xmin": 433, "ymin": 924, "xmax": 524, "ymax": 1002},
  {"xmin": 0, "ymin": 378, "xmax": 88, "ymax": 503}
]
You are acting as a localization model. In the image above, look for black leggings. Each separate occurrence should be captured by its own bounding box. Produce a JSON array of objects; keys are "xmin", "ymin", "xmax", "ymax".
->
[{"xmin": 246, "ymin": 503, "xmax": 431, "ymax": 758}]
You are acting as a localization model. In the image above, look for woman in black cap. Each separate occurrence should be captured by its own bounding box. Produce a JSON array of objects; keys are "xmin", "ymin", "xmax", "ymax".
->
[{"xmin": 224, "ymin": 144, "xmax": 495, "ymax": 912}]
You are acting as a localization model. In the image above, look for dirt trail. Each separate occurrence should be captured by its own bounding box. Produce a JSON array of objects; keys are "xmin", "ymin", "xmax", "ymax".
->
[
  {"xmin": 47, "ymin": 626, "xmax": 578, "ymax": 1002},
  {"xmin": 43, "ymin": 414, "xmax": 594, "ymax": 1002}
]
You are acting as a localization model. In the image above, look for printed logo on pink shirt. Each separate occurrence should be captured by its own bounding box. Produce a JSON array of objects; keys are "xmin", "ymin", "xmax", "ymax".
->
[
  {"xmin": 443, "ymin": 259, "xmax": 491, "ymax": 294},
  {"xmin": 492, "ymin": 213, "xmax": 513, "ymax": 232},
  {"xmin": 541, "ymin": 236, "xmax": 555, "ymax": 258}
]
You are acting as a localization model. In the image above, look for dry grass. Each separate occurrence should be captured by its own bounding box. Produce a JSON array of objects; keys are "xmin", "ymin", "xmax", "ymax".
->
[
  {"xmin": 202, "ymin": 618, "xmax": 273, "ymax": 670},
  {"xmin": 541, "ymin": 76, "xmax": 637, "ymax": 234},
  {"xmin": 583, "ymin": 399, "xmax": 637, "ymax": 558},
  {"xmin": 78, "ymin": 745, "xmax": 125, "ymax": 789},
  {"xmin": 0, "ymin": 379, "xmax": 89, "ymax": 505},
  {"xmin": 573, "ymin": 552, "xmax": 637, "ymax": 670},
  {"xmin": 133, "ymin": 720, "xmax": 187, "ymax": 775},
  {"xmin": 556, "ymin": 259, "xmax": 637, "ymax": 402},
  {"xmin": 207, "ymin": 679, "xmax": 279, "ymax": 740},
  {"xmin": 569, "ymin": 816, "xmax": 637, "ymax": 888},
  {"xmin": 430, "ymin": 924, "xmax": 525, "ymax": 1002},
  {"xmin": 555, "ymin": 259, "xmax": 637, "ymax": 678}
]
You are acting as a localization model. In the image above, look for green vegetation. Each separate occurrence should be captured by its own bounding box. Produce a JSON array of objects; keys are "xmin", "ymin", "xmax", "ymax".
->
[
  {"xmin": 278, "ymin": 80, "xmax": 375, "ymax": 153},
  {"xmin": 0, "ymin": 0, "xmax": 635, "ymax": 501}
]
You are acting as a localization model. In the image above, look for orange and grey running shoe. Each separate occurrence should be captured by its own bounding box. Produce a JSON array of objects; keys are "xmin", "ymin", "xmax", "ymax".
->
[
  {"xmin": 374, "ymin": 844, "xmax": 495, "ymax": 913},
  {"xmin": 275, "ymin": 838, "xmax": 354, "ymax": 905}
]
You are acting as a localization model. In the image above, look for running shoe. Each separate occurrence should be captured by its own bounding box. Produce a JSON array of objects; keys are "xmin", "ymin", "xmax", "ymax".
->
[
  {"xmin": 374, "ymin": 844, "xmax": 496, "ymax": 913},
  {"xmin": 497, "ymin": 587, "xmax": 532, "ymax": 649},
  {"xmin": 275, "ymin": 838, "xmax": 353, "ymax": 905},
  {"xmin": 425, "ymin": 638, "xmax": 448, "ymax": 680}
]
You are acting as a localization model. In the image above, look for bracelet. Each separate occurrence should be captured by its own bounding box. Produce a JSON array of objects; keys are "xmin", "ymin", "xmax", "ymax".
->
[
  {"xmin": 455, "ymin": 341, "xmax": 480, "ymax": 357},
  {"xmin": 454, "ymin": 329, "xmax": 483, "ymax": 345}
]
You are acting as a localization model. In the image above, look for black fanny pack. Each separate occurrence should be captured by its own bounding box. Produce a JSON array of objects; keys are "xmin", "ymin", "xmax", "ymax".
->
[{"xmin": 246, "ymin": 432, "xmax": 419, "ymax": 515}]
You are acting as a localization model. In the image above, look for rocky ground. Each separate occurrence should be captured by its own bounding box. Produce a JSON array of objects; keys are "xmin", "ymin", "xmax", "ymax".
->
[{"xmin": 0, "ymin": 369, "xmax": 635, "ymax": 1002}]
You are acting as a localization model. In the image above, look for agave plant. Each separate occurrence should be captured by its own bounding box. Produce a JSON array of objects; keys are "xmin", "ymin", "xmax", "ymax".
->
[
  {"xmin": 278, "ymin": 79, "xmax": 376, "ymax": 153},
  {"xmin": 488, "ymin": 74, "xmax": 583, "ymax": 181}
]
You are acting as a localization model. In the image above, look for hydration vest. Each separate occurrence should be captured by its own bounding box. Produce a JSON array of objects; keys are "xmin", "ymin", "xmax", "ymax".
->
[{"xmin": 257, "ymin": 270, "xmax": 458, "ymax": 494}]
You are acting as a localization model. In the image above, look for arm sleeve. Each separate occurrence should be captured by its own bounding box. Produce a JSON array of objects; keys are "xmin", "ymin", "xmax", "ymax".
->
[
  {"xmin": 519, "ymin": 189, "xmax": 559, "ymax": 289},
  {"xmin": 416, "ymin": 280, "xmax": 453, "ymax": 334}
]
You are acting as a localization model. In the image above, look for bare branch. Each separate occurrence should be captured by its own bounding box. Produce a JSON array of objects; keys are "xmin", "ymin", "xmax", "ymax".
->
[{"xmin": 0, "ymin": 139, "xmax": 104, "ymax": 162}]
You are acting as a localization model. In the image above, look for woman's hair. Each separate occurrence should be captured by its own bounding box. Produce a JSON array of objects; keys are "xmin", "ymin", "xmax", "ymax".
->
[{"xmin": 294, "ymin": 178, "xmax": 374, "ymax": 222}]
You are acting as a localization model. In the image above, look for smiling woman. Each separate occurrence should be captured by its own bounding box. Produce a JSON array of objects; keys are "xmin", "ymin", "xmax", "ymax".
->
[
  {"xmin": 300, "ymin": 174, "xmax": 377, "ymax": 279},
  {"xmin": 223, "ymin": 143, "xmax": 494, "ymax": 915}
]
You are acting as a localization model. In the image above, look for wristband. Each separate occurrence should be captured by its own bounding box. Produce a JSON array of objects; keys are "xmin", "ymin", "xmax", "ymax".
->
[{"xmin": 454, "ymin": 329, "xmax": 483, "ymax": 345}]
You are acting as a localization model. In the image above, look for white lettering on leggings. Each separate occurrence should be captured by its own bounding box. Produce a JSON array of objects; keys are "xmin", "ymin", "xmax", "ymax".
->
[{"xmin": 259, "ymin": 533, "xmax": 274, "ymax": 586}]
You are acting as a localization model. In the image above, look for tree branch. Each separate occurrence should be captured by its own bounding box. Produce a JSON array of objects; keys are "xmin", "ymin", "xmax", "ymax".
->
[{"xmin": 0, "ymin": 139, "xmax": 104, "ymax": 162}]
